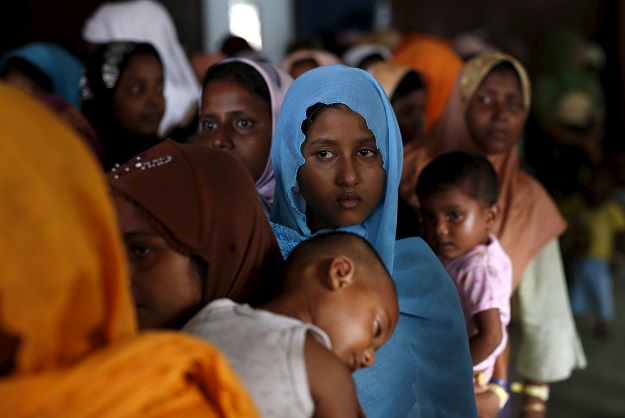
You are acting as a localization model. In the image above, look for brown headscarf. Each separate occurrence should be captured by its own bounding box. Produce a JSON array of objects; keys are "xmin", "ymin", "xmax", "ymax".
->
[
  {"xmin": 108, "ymin": 139, "xmax": 284, "ymax": 307},
  {"xmin": 405, "ymin": 52, "xmax": 567, "ymax": 287},
  {"xmin": 0, "ymin": 84, "xmax": 259, "ymax": 417}
]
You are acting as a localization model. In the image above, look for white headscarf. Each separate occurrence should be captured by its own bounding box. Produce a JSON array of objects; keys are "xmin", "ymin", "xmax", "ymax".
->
[{"xmin": 82, "ymin": 0, "xmax": 200, "ymax": 137}]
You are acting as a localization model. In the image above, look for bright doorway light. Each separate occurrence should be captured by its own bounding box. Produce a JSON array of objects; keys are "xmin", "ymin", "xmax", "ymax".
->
[{"xmin": 228, "ymin": 0, "xmax": 262, "ymax": 50}]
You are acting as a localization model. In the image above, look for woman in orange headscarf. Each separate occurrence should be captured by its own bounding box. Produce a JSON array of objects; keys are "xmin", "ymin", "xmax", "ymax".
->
[
  {"xmin": 409, "ymin": 52, "xmax": 586, "ymax": 418},
  {"xmin": 391, "ymin": 32, "xmax": 463, "ymax": 134},
  {"xmin": 0, "ymin": 83, "xmax": 259, "ymax": 417}
]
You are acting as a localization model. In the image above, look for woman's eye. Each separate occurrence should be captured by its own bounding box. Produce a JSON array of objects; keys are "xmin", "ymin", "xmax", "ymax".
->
[
  {"xmin": 507, "ymin": 99, "xmax": 522, "ymax": 110},
  {"xmin": 129, "ymin": 85, "xmax": 142, "ymax": 94},
  {"xmin": 476, "ymin": 95, "xmax": 492, "ymax": 105},
  {"xmin": 236, "ymin": 119, "xmax": 254, "ymax": 128},
  {"xmin": 358, "ymin": 148, "xmax": 377, "ymax": 157},
  {"xmin": 201, "ymin": 121, "xmax": 216, "ymax": 131},
  {"xmin": 315, "ymin": 150, "xmax": 334, "ymax": 159},
  {"xmin": 447, "ymin": 211, "xmax": 462, "ymax": 221},
  {"xmin": 129, "ymin": 244, "xmax": 151, "ymax": 258}
]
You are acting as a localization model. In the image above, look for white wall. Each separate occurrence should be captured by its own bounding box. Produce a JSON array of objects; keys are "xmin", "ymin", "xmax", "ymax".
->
[{"xmin": 201, "ymin": 0, "xmax": 294, "ymax": 66}]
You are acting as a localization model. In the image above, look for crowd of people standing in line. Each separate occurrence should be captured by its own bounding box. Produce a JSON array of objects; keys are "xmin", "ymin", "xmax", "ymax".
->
[{"xmin": 4, "ymin": 1, "xmax": 622, "ymax": 417}]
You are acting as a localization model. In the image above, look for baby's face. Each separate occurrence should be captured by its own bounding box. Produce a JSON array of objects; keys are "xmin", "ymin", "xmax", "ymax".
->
[
  {"xmin": 419, "ymin": 187, "xmax": 493, "ymax": 259},
  {"xmin": 316, "ymin": 270, "xmax": 398, "ymax": 372}
]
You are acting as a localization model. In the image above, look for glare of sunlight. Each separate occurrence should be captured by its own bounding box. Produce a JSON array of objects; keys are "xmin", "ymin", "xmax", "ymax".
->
[{"xmin": 228, "ymin": 0, "xmax": 263, "ymax": 50}]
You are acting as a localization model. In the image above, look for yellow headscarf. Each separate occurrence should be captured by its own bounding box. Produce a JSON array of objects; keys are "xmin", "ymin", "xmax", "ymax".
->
[{"xmin": 0, "ymin": 84, "xmax": 258, "ymax": 417}]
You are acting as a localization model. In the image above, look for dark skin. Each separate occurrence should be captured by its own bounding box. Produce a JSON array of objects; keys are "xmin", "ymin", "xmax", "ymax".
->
[
  {"xmin": 475, "ymin": 340, "xmax": 509, "ymax": 418},
  {"xmin": 305, "ymin": 335, "xmax": 366, "ymax": 418},
  {"xmin": 470, "ymin": 308, "xmax": 503, "ymax": 366},
  {"xmin": 261, "ymin": 236, "xmax": 399, "ymax": 417}
]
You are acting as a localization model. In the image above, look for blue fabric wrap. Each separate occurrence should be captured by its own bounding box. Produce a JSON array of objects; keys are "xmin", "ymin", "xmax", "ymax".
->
[
  {"xmin": 270, "ymin": 64, "xmax": 400, "ymax": 270},
  {"xmin": 270, "ymin": 64, "xmax": 476, "ymax": 417},
  {"xmin": 0, "ymin": 42, "xmax": 84, "ymax": 108}
]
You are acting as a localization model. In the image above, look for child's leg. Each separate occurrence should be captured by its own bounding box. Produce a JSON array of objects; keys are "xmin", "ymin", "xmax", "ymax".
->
[{"xmin": 592, "ymin": 259, "xmax": 615, "ymax": 322}]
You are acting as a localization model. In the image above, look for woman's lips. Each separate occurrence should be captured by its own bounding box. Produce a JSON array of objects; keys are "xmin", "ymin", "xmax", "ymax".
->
[{"xmin": 337, "ymin": 193, "xmax": 361, "ymax": 209}]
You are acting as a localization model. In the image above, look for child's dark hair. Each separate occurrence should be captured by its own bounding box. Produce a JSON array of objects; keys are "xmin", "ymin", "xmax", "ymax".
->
[
  {"xmin": 390, "ymin": 70, "xmax": 425, "ymax": 103},
  {"xmin": 416, "ymin": 151, "xmax": 499, "ymax": 206},
  {"xmin": 285, "ymin": 231, "xmax": 392, "ymax": 280},
  {"xmin": 202, "ymin": 61, "xmax": 270, "ymax": 105}
]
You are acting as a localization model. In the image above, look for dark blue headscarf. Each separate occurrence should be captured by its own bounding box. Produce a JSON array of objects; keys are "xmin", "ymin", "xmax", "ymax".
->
[{"xmin": 0, "ymin": 42, "xmax": 84, "ymax": 108}]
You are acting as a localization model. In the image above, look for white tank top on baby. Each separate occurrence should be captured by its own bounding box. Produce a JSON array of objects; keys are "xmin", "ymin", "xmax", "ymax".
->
[{"xmin": 183, "ymin": 298, "xmax": 331, "ymax": 418}]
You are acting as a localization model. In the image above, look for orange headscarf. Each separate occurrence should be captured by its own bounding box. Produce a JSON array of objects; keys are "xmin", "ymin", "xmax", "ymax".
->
[
  {"xmin": 391, "ymin": 32, "xmax": 463, "ymax": 133},
  {"xmin": 404, "ymin": 52, "xmax": 567, "ymax": 287},
  {"xmin": 0, "ymin": 83, "xmax": 259, "ymax": 417}
]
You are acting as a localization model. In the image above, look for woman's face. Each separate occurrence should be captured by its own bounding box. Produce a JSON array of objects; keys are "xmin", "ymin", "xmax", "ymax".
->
[
  {"xmin": 392, "ymin": 88, "xmax": 427, "ymax": 145},
  {"xmin": 298, "ymin": 105, "xmax": 386, "ymax": 232},
  {"xmin": 113, "ymin": 54, "xmax": 165, "ymax": 137},
  {"xmin": 112, "ymin": 194, "xmax": 203, "ymax": 330},
  {"xmin": 465, "ymin": 70, "xmax": 526, "ymax": 155},
  {"xmin": 198, "ymin": 79, "xmax": 272, "ymax": 182}
]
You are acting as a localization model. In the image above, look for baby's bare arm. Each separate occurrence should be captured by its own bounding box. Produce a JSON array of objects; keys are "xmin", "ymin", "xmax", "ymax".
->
[{"xmin": 304, "ymin": 334, "xmax": 365, "ymax": 418}]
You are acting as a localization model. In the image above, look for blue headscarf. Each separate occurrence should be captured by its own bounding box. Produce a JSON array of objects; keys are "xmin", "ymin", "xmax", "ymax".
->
[
  {"xmin": 270, "ymin": 64, "xmax": 401, "ymax": 270},
  {"xmin": 0, "ymin": 42, "xmax": 84, "ymax": 108},
  {"xmin": 270, "ymin": 65, "xmax": 476, "ymax": 417}
]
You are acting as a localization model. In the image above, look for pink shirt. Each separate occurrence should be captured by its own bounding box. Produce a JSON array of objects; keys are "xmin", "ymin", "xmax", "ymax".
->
[{"xmin": 440, "ymin": 234, "xmax": 512, "ymax": 378}]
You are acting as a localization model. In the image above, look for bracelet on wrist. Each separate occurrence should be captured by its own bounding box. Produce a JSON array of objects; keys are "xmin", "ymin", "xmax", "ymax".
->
[
  {"xmin": 511, "ymin": 382, "xmax": 550, "ymax": 401},
  {"xmin": 487, "ymin": 383, "xmax": 510, "ymax": 410},
  {"xmin": 488, "ymin": 378, "xmax": 510, "ymax": 392}
]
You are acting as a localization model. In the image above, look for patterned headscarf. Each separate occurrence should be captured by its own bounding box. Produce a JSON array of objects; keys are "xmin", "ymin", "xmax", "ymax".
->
[
  {"xmin": 108, "ymin": 139, "xmax": 284, "ymax": 308},
  {"xmin": 413, "ymin": 51, "xmax": 567, "ymax": 286},
  {"xmin": 81, "ymin": 41, "xmax": 164, "ymax": 170},
  {"xmin": 82, "ymin": 0, "xmax": 201, "ymax": 136}
]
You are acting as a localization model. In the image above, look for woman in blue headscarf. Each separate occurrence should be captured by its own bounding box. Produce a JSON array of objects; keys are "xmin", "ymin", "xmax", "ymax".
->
[
  {"xmin": 270, "ymin": 64, "xmax": 476, "ymax": 417},
  {"xmin": 0, "ymin": 42, "xmax": 84, "ymax": 108}
]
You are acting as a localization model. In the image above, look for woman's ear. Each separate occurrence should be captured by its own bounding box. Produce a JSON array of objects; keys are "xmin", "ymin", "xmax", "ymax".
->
[{"xmin": 327, "ymin": 255, "xmax": 355, "ymax": 290}]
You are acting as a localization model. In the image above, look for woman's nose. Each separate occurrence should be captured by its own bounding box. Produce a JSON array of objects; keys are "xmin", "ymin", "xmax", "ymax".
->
[
  {"xmin": 338, "ymin": 157, "xmax": 358, "ymax": 187},
  {"xmin": 492, "ymin": 100, "xmax": 509, "ymax": 121},
  {"xmin": 206, "ymin": 127, "xmax": 233, "ymax": 150}
]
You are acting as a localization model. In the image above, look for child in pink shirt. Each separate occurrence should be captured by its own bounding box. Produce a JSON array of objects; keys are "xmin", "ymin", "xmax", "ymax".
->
[{"xmin": 417, "ymin": 151, "xmax": 512, "ymax": 403}]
